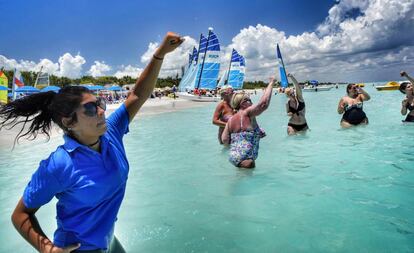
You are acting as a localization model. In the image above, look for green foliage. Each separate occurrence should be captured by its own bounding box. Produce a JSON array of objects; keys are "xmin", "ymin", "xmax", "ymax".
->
[{"xmin": 0, "ymin": 69, "xmax": 290, "ymax": 89}]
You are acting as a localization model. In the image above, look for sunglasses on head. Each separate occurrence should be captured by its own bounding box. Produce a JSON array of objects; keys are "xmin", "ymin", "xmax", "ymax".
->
[
  {"xmin": 242, "ymin": 98, "xmax": 252, "ymax": 103},
  {"xmin": 82, "ymin": 97, "xmax": 106, "ymax": 117}
]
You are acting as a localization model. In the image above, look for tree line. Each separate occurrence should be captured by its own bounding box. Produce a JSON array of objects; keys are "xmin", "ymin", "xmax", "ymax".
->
[{"xmin": 1, "ymin": 69, "xmax": 324, "ymax": 89}]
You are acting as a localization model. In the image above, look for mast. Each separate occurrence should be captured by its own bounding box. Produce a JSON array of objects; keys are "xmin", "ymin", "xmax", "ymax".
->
[
  {"xmin": 34, "ymin": 66, "xmax": 43, "ymax": 88},
  {"xmin": 196, "ymin": 29, "xmax": 212, "ymax": 90},
  {"xmin": 225, "ymin": 49, "xmax": 233, "ymax": 85},
  {"xmin": 195, "ymin": 34, "xmax": 203, "ymax": 65}
]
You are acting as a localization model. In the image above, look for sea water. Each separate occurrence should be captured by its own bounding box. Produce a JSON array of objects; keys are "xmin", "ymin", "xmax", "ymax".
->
[{"xmin": 0, "ymin": 85, "xmax": 413, "ymax": 252}]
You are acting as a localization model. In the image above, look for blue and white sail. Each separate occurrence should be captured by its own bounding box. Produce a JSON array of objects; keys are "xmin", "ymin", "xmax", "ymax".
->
[
  {"xmin": 196, "ymin": 29, "xmax": 220, "ymax": 90},
  {"xmin": 277, "ymin": 44, "xmax": 288, "ymax": 88},
  {"xmin": 228, "ymin": 49, "xmax": 241, "ymax": 89},
  {"xmin": 238, "ymin": 55, "xmax": 245, "ymax": 89},
  {"xmin": 191, "ymin": 47, "xmax": 198, "ymax": 64},
  {"xmin": 217, "ymin": 70, "xmax": 228, "ymax": 88},
  {"xmin": 188, "ymin": 53, "xmax": 192, "ymax": 66},
  {"xmin": 178, "ymin": 36, "xmax": 205, "ymax": 92}
]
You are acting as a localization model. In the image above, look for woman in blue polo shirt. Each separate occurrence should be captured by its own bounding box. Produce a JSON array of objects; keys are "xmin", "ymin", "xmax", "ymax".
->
[{"xmin": 0, "ymin": 32, "xmax": 183, "ymax": 253}]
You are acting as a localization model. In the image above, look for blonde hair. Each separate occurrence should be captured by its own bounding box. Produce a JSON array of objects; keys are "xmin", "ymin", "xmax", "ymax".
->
[
  {"xmin": 231, "ymin": 92, "xmax": 250, "ymax": 110},
  {"xmin": 284, "ymin": 88, "xmax": 292, "ymax": 97},
  {"xmin": 219, "ymin": 85, "xmax": 233, "ymax": 98}
]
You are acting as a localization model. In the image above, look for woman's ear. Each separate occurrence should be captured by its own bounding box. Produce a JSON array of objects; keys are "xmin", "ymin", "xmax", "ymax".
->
[{"xmin": 62, "ymin": 116, "xmax": 75, "ymax": 130}]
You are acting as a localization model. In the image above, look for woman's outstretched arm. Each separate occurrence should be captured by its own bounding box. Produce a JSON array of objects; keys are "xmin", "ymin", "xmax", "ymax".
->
[
  {"xmin": 288, "ymin": 73, "xmax": 304, "ymax": 102},
  {"xmin": 246, "ymin": 78, "xmax": 275, "ymax": 117},
  {"xmin": 401, "ymin": 71, "xmax": 414, "ymax": 84},
  {"xmin": 125, "ymin": 32, "xmax": 184, "ymax": 121}
]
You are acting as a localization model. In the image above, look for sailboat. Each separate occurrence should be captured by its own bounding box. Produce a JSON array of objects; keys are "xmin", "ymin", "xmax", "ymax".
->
[
  {"xmin": 34, "ymin": 66, "xmax": 50, "ymax": 90},
  {"xmin": 238, "ymin": 55, "xmax": 246, "ymax": 89},
  {"xmin": 178, "ymin": 28, "xmax": 221, "ymax": 102},
  {"xmin": 217, "ymin": 49, "xmax": 246, "ymax": 90},
  {"xmin": 12, "ymin": 68, "xmax": 25, "ymax": 100},
  {"xmin": 227, "ymin": 49, "xmax": 241, "ymax": 89}
]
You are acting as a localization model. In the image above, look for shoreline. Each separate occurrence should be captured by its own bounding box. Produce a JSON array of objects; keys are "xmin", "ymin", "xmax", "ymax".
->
[{"xmin": 0, "ymin": 97, "xmax": 212, "ymax": 148}]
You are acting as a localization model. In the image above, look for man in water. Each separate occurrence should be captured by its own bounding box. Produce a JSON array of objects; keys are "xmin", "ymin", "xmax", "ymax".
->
[{"xmin": 212, "ymin": 85, "xmax": 234, "ymax": 144}]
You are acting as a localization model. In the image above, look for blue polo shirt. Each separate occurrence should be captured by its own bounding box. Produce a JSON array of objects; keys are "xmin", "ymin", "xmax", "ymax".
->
[{"xmin": 23, "ymin": 104, "xmax": 130, "ymax": 250}]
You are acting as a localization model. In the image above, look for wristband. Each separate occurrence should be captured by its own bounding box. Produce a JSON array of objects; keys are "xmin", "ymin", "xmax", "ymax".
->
[{"xmin": 153, "ymin": 54, "xmax": 164, "ymax": 61}]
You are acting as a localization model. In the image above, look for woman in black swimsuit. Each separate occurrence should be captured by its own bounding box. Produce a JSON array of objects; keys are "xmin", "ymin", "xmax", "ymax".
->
[
  {"xmin": 338, "ymin": 83, "xmax": 370, "ymax": 128},
  {"xmin": 286, "ymin": 73, "xmax": 308, "ymax": 135},
  {"xmin": 399, "ymin": 71, "xmax": 414, "ymax": 122}
]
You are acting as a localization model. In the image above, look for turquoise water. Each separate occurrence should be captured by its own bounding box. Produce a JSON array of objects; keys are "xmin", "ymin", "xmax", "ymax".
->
[{"xmin": 1, "ymin": 85, "xmax": 413, "ymax": 252}]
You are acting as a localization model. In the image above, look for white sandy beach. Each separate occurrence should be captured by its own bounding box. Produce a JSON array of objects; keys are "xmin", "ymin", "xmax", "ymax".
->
[{"xmin": 0, "ymin": 97, "xmax": 211, "ymax": 148}]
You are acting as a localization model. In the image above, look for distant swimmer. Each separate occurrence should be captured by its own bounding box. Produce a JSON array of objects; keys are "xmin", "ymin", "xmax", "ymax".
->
[
  {"xmin": 399, "ymin": 71, "xmax": 414, "ymax": 122},
  {"xmin": 0, "ymin": 32, "xmax": 183, "ymax": 253},
  {"xmin": 286, "ymin": 73, "xmax": 308, "ymax": 135},
  {"xmin": 212, "ymin": 85, "xmax": 234, "ymax": 144},
  {"xmin": 338, "ymin": 83, "xmax": 371, "ymax": 127},
  {"xmin": 221, "ymin": 78, "xmax": 275, "ymax": 168}
]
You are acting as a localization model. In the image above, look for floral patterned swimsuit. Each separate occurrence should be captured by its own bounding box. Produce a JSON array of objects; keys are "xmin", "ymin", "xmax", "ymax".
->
[{"xmin": 229, "ymin": 116, "xmax": 265, "ymax": 166}]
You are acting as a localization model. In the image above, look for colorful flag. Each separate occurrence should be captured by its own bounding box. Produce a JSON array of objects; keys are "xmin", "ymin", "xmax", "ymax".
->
[
  {"xmin": 0, "ymin": 70, "xmax": 8, "ymax": 104},
  {"xmin": 12, "ymin": 68, "xmax": 25, "ymax": 100}
]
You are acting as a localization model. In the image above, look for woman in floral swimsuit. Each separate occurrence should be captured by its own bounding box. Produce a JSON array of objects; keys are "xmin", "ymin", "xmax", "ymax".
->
[{"xmin": 221, "ymin": 78, "xmax": 274, "ymax": 168}]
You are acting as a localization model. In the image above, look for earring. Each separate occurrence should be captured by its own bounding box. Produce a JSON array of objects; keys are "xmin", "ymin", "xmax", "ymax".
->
[{"xmin": 67, "ymin": 127, "xmax": 72, "ymax": 131}]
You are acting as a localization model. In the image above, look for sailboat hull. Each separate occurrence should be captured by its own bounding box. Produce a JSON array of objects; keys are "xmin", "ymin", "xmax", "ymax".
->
[
  {"xmin": 177, "ymin": 92, "xmax": 220, "ymax": 102},
  {"xmin": 302, "ymin": 86, "xmax": 333, "ymax": 92}
]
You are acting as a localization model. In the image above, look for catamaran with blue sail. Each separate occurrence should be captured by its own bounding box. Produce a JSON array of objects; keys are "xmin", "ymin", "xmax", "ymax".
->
[
  {"xmin": 178, "ymin": 28, "xmax": 221, "ymax": 102},
  {"xmin": 217, "ymin": 48, "xmax": 246, "ymax": 90}
]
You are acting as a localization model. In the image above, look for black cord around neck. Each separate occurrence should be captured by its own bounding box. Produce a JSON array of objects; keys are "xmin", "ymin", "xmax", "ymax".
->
[{"xmin": 87, "ymin": 139, "xmax": 100, "ymax": 147}]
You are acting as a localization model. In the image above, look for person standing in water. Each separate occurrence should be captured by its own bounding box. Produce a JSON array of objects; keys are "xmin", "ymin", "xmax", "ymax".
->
[
  {"xmin": 399, "ymin": 71, "xmax": 414, "ymax": 122},
  {"xmin": 221, "ymin": 78, "xmax": 274, "ymax": 168},
  {"xmin": 338, "ymin": 83, "xmax": 371, "ymax": 127},
  {"xmin": 286, "ymin": 73, "xmax": 308, "ymax": 135},
  {"xmin": 212, "ymin": 85, "xmax": 234, "ymax": 144},
  {"xmin": 1, "ymin": 32, "xmax": 183, "ymax": 253}
]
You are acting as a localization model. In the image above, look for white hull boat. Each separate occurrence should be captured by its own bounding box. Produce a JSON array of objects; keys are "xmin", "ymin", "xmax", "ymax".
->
[
  {"xmin": 302, "ymin": 86, "xmax": 333, "ymax": 92},
  {"xmin": 178, "ymin": 92, "xmax": 220, "ymax": 102}
]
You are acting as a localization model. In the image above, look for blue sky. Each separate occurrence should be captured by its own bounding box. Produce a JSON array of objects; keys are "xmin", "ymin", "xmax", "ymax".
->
[{"xmin": 1, "ymin": 0, "xmax": 413, "ymax": 82}]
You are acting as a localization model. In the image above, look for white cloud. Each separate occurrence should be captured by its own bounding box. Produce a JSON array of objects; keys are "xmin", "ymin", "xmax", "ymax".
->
[
  {"xmin": 141, "ymin": 35, "xmax": 198, "ymax": 78},
  {"xmin": 37, "ymin": 59, "xmax": 59, "ymax": 74},
  {"xmin": 113, "ymin": 65, "xmax": 143, "ymax": 78},
  {"xmin": 0, "ymin": 53, "xmax": 86, "ymax": 79},
  {"xmin": 57, "ymin": 53, "xmax": 86, "ymax": 78},
  {"xmin": 0, "ymin": 55, "xmax": 37, "ymax": 71},
  {"xmin": 222, "ymin": 0, "xmax": 414, "ymax": 82},
  {"xmin": 88, "ymin": 61, "xmax": 111, "ymax": 77}
]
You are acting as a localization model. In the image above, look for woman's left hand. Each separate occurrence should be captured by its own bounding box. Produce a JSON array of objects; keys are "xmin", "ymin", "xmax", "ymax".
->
[{"xmin": 155, "ymin": 32, "xmax": 185, "ymax": 58}]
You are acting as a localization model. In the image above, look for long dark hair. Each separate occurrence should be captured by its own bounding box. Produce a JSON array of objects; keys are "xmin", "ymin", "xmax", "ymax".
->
[
  {"xmin": 399, "ymin": 82, "xmax": 410, "ymax": 94},
  {"xmin": 346, "ymin": 83, "xmax": 355, "ymax": 95},
  {"xmin": 0, "ymin": 86, "xmax": 91, "ymax": 145}
]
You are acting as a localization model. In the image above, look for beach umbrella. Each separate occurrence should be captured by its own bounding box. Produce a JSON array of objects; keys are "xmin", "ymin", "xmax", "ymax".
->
[
  {"xmin": 41, "ymin": 86, "xmax": 61, "ymax": 92},
  {"xmin": 309, "ymin": 80, "xmax": 319, "ymax": 86},
  {"xmin": 16, "ymin": 86, "xmax": 40, "ymax": 93},
  {"xmin": 107, "ymin": 85, "xmax": 121, "ymax": 91},
  {"xmin": 0, "ymin": 86, "xmax": 8, "ymax": 90}
]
